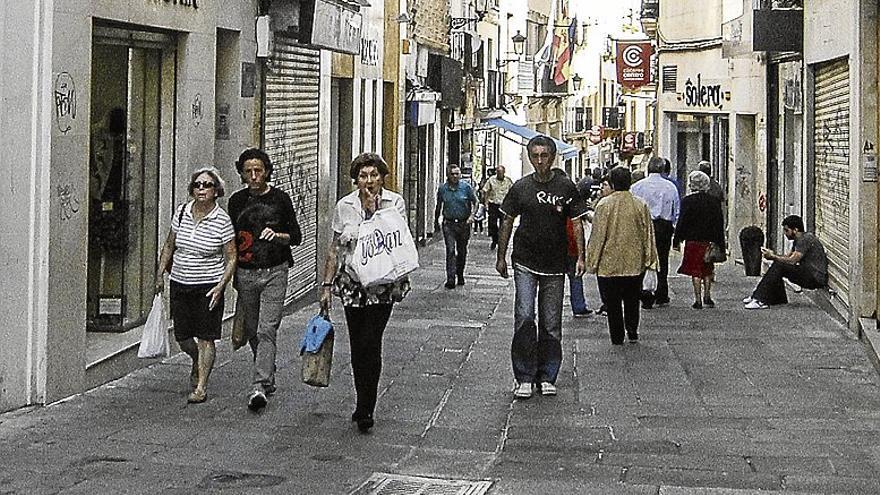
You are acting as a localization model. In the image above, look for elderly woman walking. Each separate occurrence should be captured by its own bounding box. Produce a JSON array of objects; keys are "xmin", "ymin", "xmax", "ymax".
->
[
  {"xmin": 319, "ymin": 152, "xmax": 412, "ymax": 433},
  {"xmin": 156, "ymin": 167, "xmax": 236, "ymax": 403},
  {"xmin": 586, "ymin": 166, "xmax": 658, "ymax": 345},
  {"xmin": 673, "ymin": 170, "xmax": 726, "ymax": 309}
]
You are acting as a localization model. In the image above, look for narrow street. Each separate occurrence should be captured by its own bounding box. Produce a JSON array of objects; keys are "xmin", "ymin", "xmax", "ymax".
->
[{"xmin": 3, "ymin": 234, "xmax": 880, "ymax": 494}]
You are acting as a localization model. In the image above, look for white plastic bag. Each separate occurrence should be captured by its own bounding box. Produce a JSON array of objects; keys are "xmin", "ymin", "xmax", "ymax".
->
[
  {"xmin": 642, "ymin": 269, "xmax": 658, "ymax": 292},
  {"xmin": 138, "ymin": 294, "xmax": 169, "ymax": 359},
  {"xmin": 351, "ymin": 208, "xmax": 419, "ymax": 287}
]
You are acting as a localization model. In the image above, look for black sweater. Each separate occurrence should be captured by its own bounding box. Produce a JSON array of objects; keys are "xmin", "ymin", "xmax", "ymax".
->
[{"xmin": 673, "ymin": 192, "xmax": 725, "ymax": 249}]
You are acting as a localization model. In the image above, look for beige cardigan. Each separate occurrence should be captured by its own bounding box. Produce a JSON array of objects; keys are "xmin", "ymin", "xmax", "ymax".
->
[{"xmin": 586, "ymin": 191, "xmax": 659, "ymax": 277}]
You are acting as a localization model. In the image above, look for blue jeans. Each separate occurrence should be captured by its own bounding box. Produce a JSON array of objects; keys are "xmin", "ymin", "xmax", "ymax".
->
[
  {"xmin": 566, "ymin": 256, "xmax": 588, "ymax": 314},
  {"xmin": 512, "ymin": 265, "xmax": 565, "ymax": 384},
  {"xmin": 235, "ymin": 264, "xmax": 289, "ymax": 392},
  {"xmin": 442, "ymin": 220, "xmax": 471, "ymax": 283}
]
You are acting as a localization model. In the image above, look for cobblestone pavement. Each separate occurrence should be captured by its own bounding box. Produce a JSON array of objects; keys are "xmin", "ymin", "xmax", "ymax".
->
[{"xmin": 3, "ymin": 233, "xmax": 880, "ymax": 494}]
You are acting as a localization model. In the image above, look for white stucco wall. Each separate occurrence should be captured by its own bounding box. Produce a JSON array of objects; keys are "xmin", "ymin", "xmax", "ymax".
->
[
  {"xmin": 1, "ymin": 0, "xmax": 54, "ymax": 411},
  {"xmin": 804, "ymin": 0, "xmax": 855, "ymax": 65},
  {"xmin": 1, "ymin": 0, "xmax": 262, "ymax": 411},
  {"xmin": 660, "ymin": 0, "xmax": 723, "ymax": 41}
]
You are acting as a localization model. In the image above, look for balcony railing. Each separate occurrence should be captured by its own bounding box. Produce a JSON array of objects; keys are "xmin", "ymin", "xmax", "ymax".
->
[{"xmin": 641, "ymin": 1, "xmax": 659, "ymax": 19}]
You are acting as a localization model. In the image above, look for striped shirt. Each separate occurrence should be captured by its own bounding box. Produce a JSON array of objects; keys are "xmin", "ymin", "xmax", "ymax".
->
[{"xmin": 170, "ymin": 201, "xmax": 235, "ymax": 285}]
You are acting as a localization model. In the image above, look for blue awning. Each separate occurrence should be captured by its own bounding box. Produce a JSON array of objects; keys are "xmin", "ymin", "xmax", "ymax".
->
[{"xmin": 484, "ymin": 117, "xmax": 579, "ymax": 161}]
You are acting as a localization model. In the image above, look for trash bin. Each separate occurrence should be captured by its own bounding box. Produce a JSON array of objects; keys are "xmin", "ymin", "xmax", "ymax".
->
[{"xmin": 739, "ymin": 226, "xmax": 764, "ymax": 276}]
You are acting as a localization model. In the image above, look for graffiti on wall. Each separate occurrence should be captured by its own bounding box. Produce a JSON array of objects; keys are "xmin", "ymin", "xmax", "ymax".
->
[
  {"xmin": 815, "ymin": 107, "xmax": 850, "ymax": 221},
  {"xmin": 191, "ymin": 93, "xmax": 202, "ymax": 127},
  {"xmin": 272, "ymin": 119, "xmax": 315, "ymax": 215},
  {"xmin": 54, "ymin": 72, "xmax": 77, "ymax": 134},
  {"xmin": 57, "ymin": 183, "xmax": 80, "ymax": 221}
]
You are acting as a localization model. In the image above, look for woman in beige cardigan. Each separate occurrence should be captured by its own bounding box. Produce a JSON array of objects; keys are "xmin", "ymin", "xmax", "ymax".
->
[{"xmin": 586, "ymin": 166, "xmax": 658, "ymax": 345}]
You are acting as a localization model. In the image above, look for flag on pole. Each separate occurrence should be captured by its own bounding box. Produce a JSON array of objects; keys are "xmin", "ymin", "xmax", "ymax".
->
[
  {"xmin": 534, "ymin": 0, "xmax": 558, "ymax": 72},
  {"xmin": 553, "ymin": 16, "xmax": 577, "ymax": 85}
]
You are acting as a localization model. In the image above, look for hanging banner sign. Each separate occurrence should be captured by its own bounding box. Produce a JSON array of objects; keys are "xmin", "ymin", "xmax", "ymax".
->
[{"xmin": 616, "ymin": 42, "xmax": 652, "ymax": 89}]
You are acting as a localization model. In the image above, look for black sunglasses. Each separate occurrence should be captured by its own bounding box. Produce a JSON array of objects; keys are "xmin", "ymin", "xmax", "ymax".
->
[{"xmin": 192, "ymin": 181, "xmax": 216, "ymax": 190}]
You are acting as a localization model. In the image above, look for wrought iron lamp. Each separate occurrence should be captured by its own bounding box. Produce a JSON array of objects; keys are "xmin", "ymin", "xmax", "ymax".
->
[
  {"xmin": 449, "ymin": 0, "xmax": 490, "ymax": 31},
  {"xmin": 571, "ymin": 73, "xmax": 583, "ymax": 91},
  {"xmin": 498, "ymin": 31, "xmax": 527, "ymax": 67}
]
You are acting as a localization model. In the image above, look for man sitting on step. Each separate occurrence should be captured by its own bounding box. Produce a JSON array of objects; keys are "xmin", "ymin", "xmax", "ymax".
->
[{"xmin": 743, "ymin": 215, "xmax": 828, "ymax": 310}]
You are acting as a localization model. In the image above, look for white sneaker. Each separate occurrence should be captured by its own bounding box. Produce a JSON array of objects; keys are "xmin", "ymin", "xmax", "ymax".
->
[
  {"xmin": 513, "ymin": 382, "xmax": 533, "ymax": 399},
  {"xmin": 744, "ymin": 300, "xmax": 769, "ymax": 310},
  {"xmin": 539, "ymin": 382, "xmax": 557, "ymax": 396},
  {"xmin": 742, "ymin": 296, "xmax": 755, "ymax": 304}
]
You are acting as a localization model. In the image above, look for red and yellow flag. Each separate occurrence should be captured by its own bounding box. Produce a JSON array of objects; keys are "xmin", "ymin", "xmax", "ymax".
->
[{"xmin": 552, "ymin": 16, "xmax": 577, "ymax": 85}]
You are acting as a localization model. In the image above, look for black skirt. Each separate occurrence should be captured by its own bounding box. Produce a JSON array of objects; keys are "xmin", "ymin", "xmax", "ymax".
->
[{"xmin": 169, "ymin": 280, "xmax": 224, "ymax": 341}]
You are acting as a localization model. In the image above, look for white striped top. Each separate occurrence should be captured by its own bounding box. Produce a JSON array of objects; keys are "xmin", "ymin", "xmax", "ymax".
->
[{"xmin": 170, "ymin": 201, "xmax": 235, "ymax": 285}]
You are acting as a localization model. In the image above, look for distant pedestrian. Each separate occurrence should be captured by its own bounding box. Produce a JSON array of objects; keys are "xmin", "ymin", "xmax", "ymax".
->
[
  {"xmin": 496, "ymin": 136, "xmax": 588, "ymax": 399},
  {"xmin": 586, "ymin": 166, "xmax": 658, "ymax": 345},
  {"xmin": 566, "ymin": 217, "xmax": 591, "ymax": 318},
  {"xmin": 662, "ymin": 158, "xmax": 684, "ymax": 198},
  {"xmin": 229, "ymin": 148, "xmax": 303, "ymax": 412},
  {"xmin": 631, "ymin": 170, "xmax": 645, "ymax": 183},
  {"xmin": 319, "ymin": 153, "xmax": 411, "ymax": 432},
  {"xmin": 558, "ymin": 169, "xmax": 591, "ymax": 318},
  {"xmin": 698, "ymin": 161, "xmax": 725, "ymax": 203},
  {"xmin": 631, "ymin": 157, "xmax": 680, "ymax": 309},
  {"xmin": 673, "ymin": 171, "xmax": 725, "ymax": 309},
  {"xmin": 481, "ymin": 165, "xmax": 514, "ymax": 250},
  {"xmin": 743, "ymin": 215, "xmax": 828, "ymax": 309},
  {"xmin": 156, "ymin": 167, "xmax": 236, "ymax": 404},
  {"xmin": 434, "ymin": 165, "xmax": 478, "ymax": 289}
]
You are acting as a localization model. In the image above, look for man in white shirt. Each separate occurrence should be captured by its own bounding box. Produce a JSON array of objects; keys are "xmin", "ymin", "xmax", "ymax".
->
[
  {"xmin": 481, "ymin": 165, "xmax": 514, "ymax": 250},
  {"xmin": 631, "ymin": 157, "xmax": 681, "ymax": 308}
]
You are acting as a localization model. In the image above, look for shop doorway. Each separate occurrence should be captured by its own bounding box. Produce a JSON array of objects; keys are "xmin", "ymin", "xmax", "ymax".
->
[{"xmin": 87, "ymin": 25, "xmax": 175, "ymax": 332}]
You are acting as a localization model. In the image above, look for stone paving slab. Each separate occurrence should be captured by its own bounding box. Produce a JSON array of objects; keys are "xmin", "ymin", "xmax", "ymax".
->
[{"xmin": 4, "ymin": 234, "xmax": 880, "ymax": 494}]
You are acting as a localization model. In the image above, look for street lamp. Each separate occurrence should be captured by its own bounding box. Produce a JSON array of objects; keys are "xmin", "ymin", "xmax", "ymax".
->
[
  {"xmin": 571, "ymin": 73, "xmax": 583, "ymax": 91},
  {"xmin": 498, "ymin": 31, "xmax": 527, "ymax": 67},
  {"xmin": 449, "ymin": 0, "xmax": 491, "ymax": 31}
]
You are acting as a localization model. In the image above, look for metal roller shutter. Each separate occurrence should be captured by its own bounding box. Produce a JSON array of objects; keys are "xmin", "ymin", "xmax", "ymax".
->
[
  {"xmin": 813, "ymin": 58, "xmax": 850, "ymax": 304},
  {"xmin": 264, "ymin": 37, "xmax": 321, "ymax": 303}
]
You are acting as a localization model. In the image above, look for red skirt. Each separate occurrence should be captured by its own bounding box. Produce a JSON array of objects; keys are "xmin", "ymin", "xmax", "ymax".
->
[{"xmin": 678, "ymin": 241, "xmax": 714, "ymax": 278}]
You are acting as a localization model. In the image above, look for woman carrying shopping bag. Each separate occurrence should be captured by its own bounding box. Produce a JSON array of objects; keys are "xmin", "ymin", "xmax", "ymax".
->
[
  {"xmin": 673, "ymin": 170, "xmax": 726, "ymax": 309},
  {"xmin": 319, "ymin": 153, "xmax": 414, "ymax": 433},
  {"xmin": 156, "ymin": 167, "xmax": 236, "ymax": 403}
]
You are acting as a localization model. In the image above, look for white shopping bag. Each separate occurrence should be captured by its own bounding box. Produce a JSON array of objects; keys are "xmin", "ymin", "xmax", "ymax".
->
[
  {"xmin": 642, "ymin": 269, "xmax": 658, "ymax": 292},
  {"xmin": 138, "ymin": 294, "xmax": 169, "ymax": 358},
  {"xmin": 352, "ymin": 208, "xmax": 419, "ymax": 287}
]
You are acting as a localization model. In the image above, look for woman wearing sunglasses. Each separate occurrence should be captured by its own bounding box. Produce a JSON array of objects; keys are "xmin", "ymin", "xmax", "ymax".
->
[{"xmin": 156, "ymin": 167, "xmax": 237, "ymax": 403}]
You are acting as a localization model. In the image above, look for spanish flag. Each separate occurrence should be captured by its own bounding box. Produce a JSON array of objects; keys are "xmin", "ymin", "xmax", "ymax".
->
[{"xmin": 552, "ymin": 16, "xmax": 577, "ymax": 85}]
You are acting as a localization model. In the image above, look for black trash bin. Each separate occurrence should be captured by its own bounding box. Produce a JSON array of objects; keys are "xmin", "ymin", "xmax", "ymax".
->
[{"xmin": 739, "ymin": 226, "xmax": 764, "ymax": 276}]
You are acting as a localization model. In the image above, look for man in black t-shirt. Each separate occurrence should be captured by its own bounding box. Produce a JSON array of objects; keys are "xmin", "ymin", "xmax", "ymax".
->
[
  {"xmin": 496, "ymin": 136, "xmax": 589, "ymax": 400},
  {"xmin": 228, "ymin": 148, "xmax": 302, "ymax": 412}
]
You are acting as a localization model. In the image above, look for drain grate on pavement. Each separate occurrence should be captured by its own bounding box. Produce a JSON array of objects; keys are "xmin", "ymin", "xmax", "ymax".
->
[{"xmin": 350, "ymin": 473, "xmax": 493, "ymax": 495}]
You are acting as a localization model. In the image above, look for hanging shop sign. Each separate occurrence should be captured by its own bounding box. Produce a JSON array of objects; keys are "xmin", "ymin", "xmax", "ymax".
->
[
  {"xmin": 615, "ymin": 42, "xmax": 652, "ymax": 89},
  {"xmin": 299, "ymin": 0, "xmax": 362, "ymax": 55}
]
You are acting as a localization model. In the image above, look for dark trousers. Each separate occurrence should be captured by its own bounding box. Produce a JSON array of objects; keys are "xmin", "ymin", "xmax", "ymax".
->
[
  {"xmin": 653, "ymin": 219, "xmax": 674, "ymax": 303},
  {"xmin": 442, "ymin": 220, "xmax": 471, "ymax": 282},
  {"xmin": 344, "ymin": 303, "xmax": 394, "ymax": 417},
  {"xmin": 752, "ymin": 261, "xmax": 823, "ymax": 305},
  {"xmin": 598, "ymin": 275, "xmax": 643, "ymax": 344},
  {"xmin": 641, "ymin": 219, "xmax": 674, "ymax": 307},
  {"xmin": 487, "ymin": 203, "xmax": 502, "ymax": 247}
]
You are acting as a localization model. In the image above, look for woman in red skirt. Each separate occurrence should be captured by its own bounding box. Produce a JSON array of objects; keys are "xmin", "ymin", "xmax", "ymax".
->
[{"xmin": 673, "ymin": 171, "xmax": 726, "ymax": 309}]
